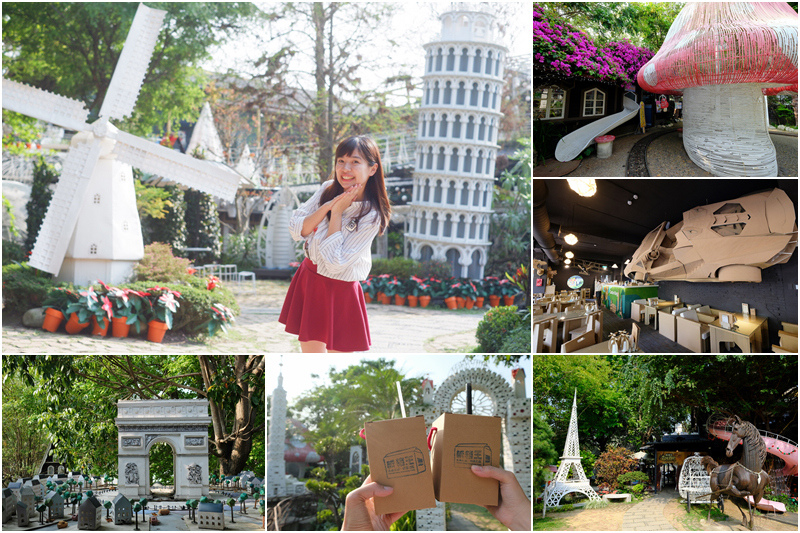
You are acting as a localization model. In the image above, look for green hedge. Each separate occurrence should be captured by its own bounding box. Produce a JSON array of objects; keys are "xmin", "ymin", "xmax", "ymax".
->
[
  {"xmin": 499, "ymin": 324, "xmax": 531, "ymax": 353},
  {"xmin": 475, "ymin": 305, "xmax": 521, "ymax": 352},
  {"xmin": 2, "ymin": 263, "xmax": 58, "ymax": 314},
  {"xmin": 370, "ymin": 257, "xmax": 418, "ymax": 278}
]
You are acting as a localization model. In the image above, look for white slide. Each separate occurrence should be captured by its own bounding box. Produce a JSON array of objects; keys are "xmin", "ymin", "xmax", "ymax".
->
[{"xmin": 555, "ymin": 95, "xmax": 640, "ymax": 161}]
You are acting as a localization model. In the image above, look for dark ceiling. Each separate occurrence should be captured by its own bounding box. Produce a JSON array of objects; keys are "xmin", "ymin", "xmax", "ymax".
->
[{"xmin": 535, "ymin": 179, "xmax": 799, "ymax": 266}]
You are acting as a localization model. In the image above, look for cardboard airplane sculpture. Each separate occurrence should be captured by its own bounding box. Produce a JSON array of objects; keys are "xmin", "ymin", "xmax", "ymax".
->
[{"xmin": 2, "ymin": 3, "xmax": 240, "ymax": 285}]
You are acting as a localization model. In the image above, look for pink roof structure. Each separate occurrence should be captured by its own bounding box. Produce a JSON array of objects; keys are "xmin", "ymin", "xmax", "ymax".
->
[{"xmin": 638, "ymin": 2, "xmax": 798, "ymax": 94}]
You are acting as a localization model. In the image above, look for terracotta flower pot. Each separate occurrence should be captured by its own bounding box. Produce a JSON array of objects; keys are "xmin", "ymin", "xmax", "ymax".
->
[
  {"xmin": 111, "ymin": 316, "xmax": 131, "ymax": 338},
  {"xmin": 455, "ymin": 296, "xmax": 466, "ymax": 309},
  {"xmin": 488, "ymin": 295, "xmax": 501, "ymax": 307},
  {"xmin": 65, "ymin": 312, "xmax": 90, "ymax": 334},
  {"xmin": 42, "ymin": 308, "xmax": 65, "ymax": 332},
  {"xmin": 394, "ymin": 295, "xmax": 406, "ymax": 306},
  {"xmin": 147, "ymin": 319, "xmax": 169, "ymax": 343},
  {"xmin": 465, "ymin": 298, "xmax": 475, "ymax": 310},
  {"xmin": 419, "ymin": 295, "xmax": 431, "ymax": 308},
  {"xmin": 363, "ymin": 293, "xmax": 373, "ymax": 303},
  {"xmin": 407, "ymin": 295, "xmax": 419, "ymax": 307},
  {"xmin": 475, "ymin": 297, "xmax": 485, "ymax": 308},
  {"xmin": 503, "ymin": 295, "xmax": 516, "ymax": 306},
  {"xmin": 378, "ymin": 292, "xmax": 390, "ymax": 304},
  {"xmin": 91, "ymin": 316, "xmax": 109, "ymax": 336},
  {"xmin": 444, "ymin": 296, "xmax": 458, "ymax": 310}
]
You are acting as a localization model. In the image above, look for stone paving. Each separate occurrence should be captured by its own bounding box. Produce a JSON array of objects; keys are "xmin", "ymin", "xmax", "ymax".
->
[
  {"xmin": 620, "ymin": 490, "xmax": 676, "ymax": 531},
  {"xmin": 2, "ymin": 285, "xmax": 487, "ymax": 354}
]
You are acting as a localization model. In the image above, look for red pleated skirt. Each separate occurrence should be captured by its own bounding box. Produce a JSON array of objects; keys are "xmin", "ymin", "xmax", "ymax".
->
[{"xmin": 279, "ymin": 258, "xmax": 371, "ymax": 351}]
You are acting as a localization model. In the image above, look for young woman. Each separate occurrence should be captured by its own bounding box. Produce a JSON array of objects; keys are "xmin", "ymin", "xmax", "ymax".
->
[{"xmin": 279, "ymin": 136, "xmax": 392, "ymax": 353}]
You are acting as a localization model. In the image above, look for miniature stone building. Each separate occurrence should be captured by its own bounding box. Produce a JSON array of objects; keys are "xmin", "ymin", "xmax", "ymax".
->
[
  {"xmin": 7, "ymin": 482, "xmax": 22, "ymax": 501},
  {"xmin": 113, "ymin": 493, "xmax": 132, "ymax": 524},
  {"xmin": 19, "ymin": 486, "xmax": 35, "ymax": 517},
  {"xmin": 78, "ymin": 495, "xmax": 103, "ymax": 530},
  {"xmin": 16, "ymin": 501, "xmax": 29, "ymax": 527},
  {"xmin": 2, "ymin": 488, "xmax": 16, "ymax": 523},
  {"xmin": 197, "ymin": 501, "xmax": 225, "ymax": 530},
  {"xmin": 45, "ymin": 490, "xmax": 65, "ymax": 519},
  {"xmin": 24, "ymin": 478, "xmax": 44, "ymax": 499}
]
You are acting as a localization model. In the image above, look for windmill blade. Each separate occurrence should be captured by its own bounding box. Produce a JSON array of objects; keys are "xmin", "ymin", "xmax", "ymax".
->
[
  {"xmin": 99, "ymin": 3, "xmax": 167, "ymax": 121},
  {"xmin": 2, "ymin": 78, "xmax": 89, "ymax": 132},
  {"xmin": 28, "ymin": 137, "xmax": 104, "ymax": 275},
  {"xmin": 113, "ymin": 130, "xmax": 240, "ymax": 202}
]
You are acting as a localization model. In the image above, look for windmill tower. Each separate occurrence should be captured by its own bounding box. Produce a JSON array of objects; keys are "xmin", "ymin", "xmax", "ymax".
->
[
  {"xmin": 405, "ymin": 5, "xmax": 507, "ymax": 278},
  {"xmin": 267, "ymin": 359, "xmax": 288, "ymax": 498},
  {"xmin": 2, "ymin": 4, "xmax": 240, "ymax": 286},
  {"xmin": 543, "ymin": 390, "xmax": 601, "ymax": 516}
]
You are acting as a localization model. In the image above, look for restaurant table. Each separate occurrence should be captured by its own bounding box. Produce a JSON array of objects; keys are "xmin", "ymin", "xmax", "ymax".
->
[
  {"xmin": 603, "ymin": 284, "xmax": 659, "ymax": 318},
  {"xmin": 571, "ymin": 340, "xmax": 645, "ymax": 354},
  {"xmin": 643, "ymin": 300, "xmax": 681, "ymax": 328},
  {"xmin": 708, "ymin": 313, "xmax": 768, "ymax": 353},
  {"xmin": 533, "ymin": 309, "xmax": 595, "ymax": 351}
]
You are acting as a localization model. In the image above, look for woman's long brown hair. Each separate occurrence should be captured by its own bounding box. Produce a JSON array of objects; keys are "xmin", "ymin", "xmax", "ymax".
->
[{"xmin": 319, "ymin": 135, "xmax": 392, "ymax": 234}]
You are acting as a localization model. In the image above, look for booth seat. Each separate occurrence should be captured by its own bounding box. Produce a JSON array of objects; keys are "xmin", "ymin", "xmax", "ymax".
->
[
  {"xmin": 630, "ymin": 299, "xmax": 648, "ymax": 323},
  {"xmin": 676, "ymin": 308, "xmax": 718, "ymax": 353},
  {"xmin": 657, "ymin": 303, "xmax": 687, "ymax": 342}
]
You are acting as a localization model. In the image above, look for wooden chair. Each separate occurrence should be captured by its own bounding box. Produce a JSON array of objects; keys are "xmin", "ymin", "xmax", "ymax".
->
[
  {"xmin": 531, "ymin": 307, "xmax": 544, "ymax": 316},
  {"xmin": 675, "ymin": 310, "xmax": 713, "ymax": 353},
  {"xmin": 631, "ymin": 322, "xmax": 641, "ymax": 349},
  {"xmin": 569, "ymin": 311, "xmax": 601, "ymax": 343},
  {"xmin": 561, "ymin": 330, "xmax": 596, "ymax": 353},
  {"xmin": 630, "ymin": 299, "xmax": 647, "ymax": 323},
  {"xmin": 545, "ymin": 302, "xmax": 556, "ymax": 314},
  {"xmin": 658, "ymin": 310, "xmax": 678, "ymax": 342},
  {"xmin": 778, "ymin": 330, "xmax": 798, "ymax": 352},
  {"xmin": 781, "ymin": 322, "xmax": 798, "ymax": 334}
]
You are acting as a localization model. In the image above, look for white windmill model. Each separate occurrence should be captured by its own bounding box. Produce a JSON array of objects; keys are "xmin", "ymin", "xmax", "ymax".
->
[{"xmin": 2, "ymin": 3, "xmax": 240, "ymax": 286}]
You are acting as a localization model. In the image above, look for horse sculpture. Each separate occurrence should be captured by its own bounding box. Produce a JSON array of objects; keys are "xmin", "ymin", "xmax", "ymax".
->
[{"xmin": 699, "ymin": 416, "xmax": 770, "ymax": 530}]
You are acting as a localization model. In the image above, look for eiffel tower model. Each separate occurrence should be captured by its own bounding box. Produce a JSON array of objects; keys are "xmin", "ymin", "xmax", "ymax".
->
[{"xmin": 543, "ymin": 390, "xmax": 601, "ymax": 516}]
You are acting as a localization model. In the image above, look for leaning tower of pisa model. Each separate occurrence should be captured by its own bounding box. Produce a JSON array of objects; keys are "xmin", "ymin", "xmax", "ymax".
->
[{"xmin": 406, "ymin": 6, "xmax": 507, "ymax": 279}]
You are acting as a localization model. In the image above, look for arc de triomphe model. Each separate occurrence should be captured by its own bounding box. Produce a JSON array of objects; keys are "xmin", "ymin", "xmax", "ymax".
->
[{"xmin": 115, "ymin": 399, "xmax": 211, "ymax": 500}]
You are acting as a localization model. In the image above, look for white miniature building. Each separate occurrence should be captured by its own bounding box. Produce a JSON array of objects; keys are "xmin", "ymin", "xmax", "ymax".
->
[
  {"xmin": 406, "ymin": 6, "xmax": 507, "ymax": 279},
  {"xmin": 19, "ymin": 486, "xmax": 35, "ymax": 518},
  {"xmin": 78, "ymin": 495, "xmax": 103, "ymax": 530},
  {"xmin": 267, "ymin": 367, "xmax": 288, "ymax": 498},
  {"xmin": 2, "ymin": 488, "xmax": 16, "ymax": 523},
  {"xmin": 24, "ymin": 478, "xmax": 44, "ymax": 499},
  {"xmin": 198, "ymin": 501, "xmax": 225, "ymax": 530},
  {"xmin": 16, "ymin": 501, "xmax": 29, "ymax": 527},
  {"xmin": 45, "ymin": 490, "xmax": 65, "ymax": 519}
]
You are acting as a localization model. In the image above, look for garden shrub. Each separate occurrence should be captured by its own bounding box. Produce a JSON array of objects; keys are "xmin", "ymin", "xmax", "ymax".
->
[
  {"xmin": 617, "ymin": 471, "xmax": 649, "ymax": 486},
  {"xmin": 24, "ymin": 156, "xmax": 58, "ymax": 255},
  {"xmin": 416, "ymin": 259, "xmax": 453, "ymax": 279},
  {"xmin": 594, "ymin": 446, "xmax": 637, "ymax": 486},
  {"xmin": 2, "ymin": 239, "xmax": 27, "ymax": 265},
  {"xmin": 123, "ymin": 276, "xmax": 239, "ymax": 334},
  {"xmin": 1, "ymin": 263, "xmax": 58, "ymax": 314},
  {"xmin": 133, "ymin": 242, "xmax": 193, "ymax": 283},
  {"xmin": 499, "ymin": 324, "xmax": 531, "ymax": 353},
  {"xmin": 184, "ymin": 189, "xmax": 221, "ymax": 265},
  {"xmin": 370, "ymin": 257, "xmax": 418, "ymax": 278},
  {"xmin": 476, "ymin": 305, "xmax": 521, "ymax": 352},
  {"xmin": 220, "ymin": 229, "xmax": 261, "ymax": 272},
  {"xmin": 390, "ymin": 510, "xmax": 416, "ymax": 531}
]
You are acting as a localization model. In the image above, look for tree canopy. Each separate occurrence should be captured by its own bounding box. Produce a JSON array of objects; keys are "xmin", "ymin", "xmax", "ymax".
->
[
  {"xmin": 532, "ymin": 355, "xmax": 798, "ymax": 455},
  {"xmin": 2, "ymin": 2, "xmax": 261, "ymax": 136},
  {"xmin": 2, "ymin": 355, "xmax": 264, "ymax": 480}
]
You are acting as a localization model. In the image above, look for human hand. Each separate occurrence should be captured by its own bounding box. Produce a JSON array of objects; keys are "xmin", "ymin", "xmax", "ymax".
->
[
  {"xmin": 471, "ymin": 465, "xmax": 531, "ymax": 531},
  {"xmin": 330, "ymin": 184, "xmax": 361, "ymax": 215},
  {"xmin": 341, "ymin": 475, "xmax": 406, "ymax": 531}
]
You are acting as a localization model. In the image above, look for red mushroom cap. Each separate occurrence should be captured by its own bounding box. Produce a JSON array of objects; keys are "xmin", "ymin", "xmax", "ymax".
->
[{"xmin": 637, "ymin": 2, "xmax": 798, "ymax": 94}]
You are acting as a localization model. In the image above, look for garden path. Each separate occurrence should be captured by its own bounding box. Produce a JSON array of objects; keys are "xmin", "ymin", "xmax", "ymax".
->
[
  {"xmin": 620, "ymin": 490, "xmax": 675, "ymax": 531},
  {"xmin": 2, "ymin": 281, "xmax": 487, "ymax": 353}
]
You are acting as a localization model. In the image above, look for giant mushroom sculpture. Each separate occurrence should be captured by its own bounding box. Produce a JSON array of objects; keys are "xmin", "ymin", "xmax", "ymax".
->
[{"xmin": 637, "ymin": 2, "xmax": 798, "ymax": 176}]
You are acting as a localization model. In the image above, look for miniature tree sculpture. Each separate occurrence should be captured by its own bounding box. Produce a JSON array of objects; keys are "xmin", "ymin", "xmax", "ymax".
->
[
  {"xmin": 103, "ymin": 500, "xmax": 111, "ymax": 520},
  {"xmin": 36, "ymin": 502, "xmax": 46, "ymax": 523},
  {"xmin": 45, "ymin": 498, "xmax": 53, "ymax": 522},
  {"xmin": 637, "ymin": 2, "xmax": 798, "ymax": 176},
  {"xmin": 190, "ymin": 500, "xmax": 198, "ymax": 524},
  {"xmin": 226, "ymin": 498, "xmax": 236, "ymax": 523},
  {"xmin": 133, "ymin": 502, "xmax": 141, "ymax": 531},
  {"xmin": 238, "ymin": 493, "xmax": 247, "ymax": 514}
]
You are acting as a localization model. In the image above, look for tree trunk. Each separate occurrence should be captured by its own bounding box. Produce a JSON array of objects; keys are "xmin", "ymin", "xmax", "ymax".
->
[{"xmin": 312, "ymin": 3, "xmax": 330, "ymax": 182}]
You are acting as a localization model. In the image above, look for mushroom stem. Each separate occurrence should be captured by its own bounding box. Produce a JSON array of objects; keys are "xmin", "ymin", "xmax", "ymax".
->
[{"xmin": 682, "ymin": 83, "xmax": 778, "ymax": 176}]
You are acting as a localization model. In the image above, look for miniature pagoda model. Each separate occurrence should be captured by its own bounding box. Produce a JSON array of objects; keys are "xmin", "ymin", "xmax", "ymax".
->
[
  {"xmin": 637, "ymin": 2, "xmax": 798, "ymax": 177},
  {"xmin": 267, "ymin": 361, "xmax": 288, "ymax": 498},
  {"xmin": 1, "ymin": 3, "xmax": 240, "ymax": 285},
  {"xmin": 406, "ymin": 6, "xmax": 507, "ymax": 278},
  {"xmin": 542, "ymin": 390, "xmax": 601, "ymax": 516}
]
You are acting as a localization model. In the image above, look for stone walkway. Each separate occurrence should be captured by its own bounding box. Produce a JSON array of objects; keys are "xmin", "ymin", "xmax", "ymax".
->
[
  {"xmin": 2, "ymin": 300, "xmax": 487, "ymax": 354},
  {"xmin": 620, "ymin": 490, "xmax": 676, "ymax": 531}
]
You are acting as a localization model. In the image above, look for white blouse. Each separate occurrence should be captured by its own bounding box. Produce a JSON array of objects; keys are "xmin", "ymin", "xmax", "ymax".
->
[{"xmin": 288, "ymin": 180, "xmax": 379, "ymax": 282}]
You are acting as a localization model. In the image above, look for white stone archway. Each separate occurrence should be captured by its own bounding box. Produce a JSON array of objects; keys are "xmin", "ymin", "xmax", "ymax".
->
[{"xmin": 115, "ymin": 400, "xmax": 211, "ymax": 500}]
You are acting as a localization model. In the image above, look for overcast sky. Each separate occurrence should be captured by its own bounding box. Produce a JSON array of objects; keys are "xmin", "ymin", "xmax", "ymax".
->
[
  {"xmin": 266, "ymin": 354, "xmax": 532, "ymax": 406},
  {"xmin": 205, "ymin": 2, "xmax": 531, "ymax": 101}
]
